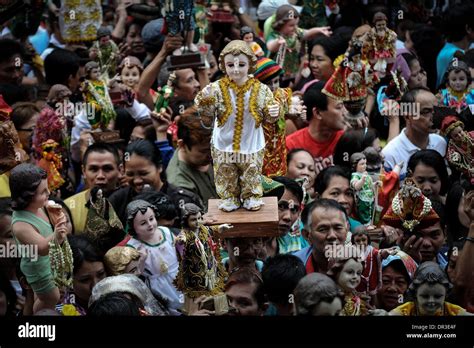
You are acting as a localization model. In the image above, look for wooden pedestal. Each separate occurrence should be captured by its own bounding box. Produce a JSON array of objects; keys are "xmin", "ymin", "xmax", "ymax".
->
[
  {"xmin": 204, "ymin": 197, "xmax": 279, "ymax": 238},
  {"xmin": 167, "ymin": 52, "xmax": 205, "ymax": 71}
]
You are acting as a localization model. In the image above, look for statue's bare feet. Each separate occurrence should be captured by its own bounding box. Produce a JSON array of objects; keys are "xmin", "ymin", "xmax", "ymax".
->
[
  {"xmin": 242, "ymin": 197, "xmax": 264, "ymax": 211},
  {"xmin": 219, "ymin": 198, "xmax": 240, "ymax": 212}
]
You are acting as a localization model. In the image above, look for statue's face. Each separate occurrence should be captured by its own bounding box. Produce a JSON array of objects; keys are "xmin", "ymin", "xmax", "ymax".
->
[
  {"xmin": 121, "ymin": 65, "xmax": 140, "ymax": 88},
  {"xmin": 89, "ymin": 68, "xmax": 100, "ymax": 80},
  {"xmin": 224, "ymin": 54, "xmax": 249, "ymax": 85},
  {"xmin": 416, "ymin": 282, "xmax": 446, "ymax": 315},
  {"xmin": 356, "ymin": 158, "xmax": 367, "ymax": 173},
  {"xmin": 448, "ymin": 70, "xmax": 468, "ymax": 92},
  {"xmin": 133, "ymin": 207, "xmax": 158, "ymax": 240},
  {"xmin": 450, "ymin": 126, "xmax": 464, "ymax": 143},
  {"xmin": 99, "ymin": 36, "xmax": 110, "ymax": 45},
  {"xmin": 336, "ymin": 258, "xmax": 363, "ymax": 292},
  {"xmin": 375, "ymin": 20, "xmax": 386, "ymax": 32},
  {"xmin": 187, "ymin": 212, "xmax": 202, "ymax": 230}
]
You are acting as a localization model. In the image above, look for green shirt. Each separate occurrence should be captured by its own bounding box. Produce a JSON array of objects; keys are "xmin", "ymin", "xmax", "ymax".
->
[
  {"xmin": 12, "ymin": 210, "xmax": 53, "ymax": 283},
  {"xmin": 165, "ymin": 151, "xmax": 217, "ymax": 210}
]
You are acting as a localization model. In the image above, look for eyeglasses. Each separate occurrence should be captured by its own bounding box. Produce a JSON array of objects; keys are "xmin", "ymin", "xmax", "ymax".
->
[{"xmin": 278, "ymin": 200, "xmax": 301, "ymax": 214}]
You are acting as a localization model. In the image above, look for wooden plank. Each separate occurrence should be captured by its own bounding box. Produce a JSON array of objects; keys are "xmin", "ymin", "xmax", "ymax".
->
[{"xmin": 203, "ymin": 197, "xmax": 280, "ymax": 238}]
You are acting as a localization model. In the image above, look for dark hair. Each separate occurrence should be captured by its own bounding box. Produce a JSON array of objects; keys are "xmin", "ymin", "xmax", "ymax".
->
[
  {"xmin": 431, "ymin": 200, "xmax": 446, "ymax": 233},
  {"xmin": 83, "ymin": 142, "xmax": 122, "ymax": 167},
  {"xmin": 445, "ymin": 181, "xmax": 470, "ymax": 243},
  {"xmin": 134, "ymin": 191, "xmax": 178, "ymax": 222},
  {"xmin": 0, "ymin": 198, "xmax": 12, "ymax": 217},
  {"xmin": 302, "ymin": 198, "xmax": 347, "ymax": 229},
  {"xmin": 294, "ymin": 273, "xmax": 341, "ymax": 316},
  {"xmin": 286, "ymin": 148, "xmax": 312, "ymax": 165},
  {"xmin": 177, "ymin": 107, "xmax": 212, "ymax": 149},
  {"xmin": 68, "ymin": 235, "xmax": 103, "ymax": 274},
  {"xmin": 0, "ymin": 269, "xmax": 17, "ymax": 317},
  {"xmin": 464, "ymin": 49, "xmax": 474, "ymax": 68},
  {"xmin": 0, "ymin": 39, "xmax": 25, "ymax": 64},
  {"xmin": 442, "ymin": 3, "xmax": 474, "ymax": 42},
  {"xmin": 9, "ymin": 164, "xmax": 47, "ymax": 211},
  {"xmin": 10, "ymin": 102, "xmax": 40, "ymax": 130},
  {"xmin": 383, "ymin": 259, "xmax": 411, "ymax": 284},
  {"xmin": 271, "ymin": 176, "xmax": 304, "ymax": 205},
  {"xmin": 224, "ymin": 267, "xmax": 266, "ymax": 309},
  {"xmin": 303, "ymin": 80, "xmax": 329, "ymax": 122},
  {"xmin": 400, "ymin": 87, "xmax": 431, "ymax": 117},
  {"xmin": 333, "ymin": 128, "xmax": 379, "ymax": 168},
  {"xmin": 272, "ymin": 5, "xmax": 299, "ymax": 31},
  {"xmin": 408, "ymin": 261, "xmax": 452, "ymax": 299},
  {"xmin": 262, "ymin": 254, "xmax": 306, "ymax": 305},
  {"xmin": 88, "ymin": 292, "xmax": 141, "ymax": 316},
  {"xmin": 44, "ymin": 49, "xmax": 80, "ymax": 86},
  {"xmin": 314, "ymin": 166, "xmax": 351, "ymax": 195},
  {"xmin": 308, "ymin": 33, "xmax": 350, "ymax": 63},
  {"xmin": 125, "ymin": 139, "xmax": 162, "ymax": 168},
  {"xmin": 407, "ymin": 150, "xmax": 449, "ymax": 196},
  {"xmin": 351, "ymin": 226, "xmax": 371, "ymax": 245}
]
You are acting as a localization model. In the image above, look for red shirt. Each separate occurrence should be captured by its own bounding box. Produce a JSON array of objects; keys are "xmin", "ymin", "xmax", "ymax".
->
[{"xmin": 286, "ymin": 128, "xmax": 344, "ymax": 173}]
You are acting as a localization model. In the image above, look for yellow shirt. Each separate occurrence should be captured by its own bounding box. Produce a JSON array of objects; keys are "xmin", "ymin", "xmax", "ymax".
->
[
  {"xmin": 0, "ymin": 174, "xmax": 10, "ymax": 198},
  {"xmin": 391, "ymin": 301, "xmax": 467, "ymax": 316},
  {"xmin": 64, "ymin": 189, "xmax": 90, "ymax": 234}
]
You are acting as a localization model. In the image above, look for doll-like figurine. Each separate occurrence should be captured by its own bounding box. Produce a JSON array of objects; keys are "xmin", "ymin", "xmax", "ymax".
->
[
  {"xmin": 240, "ymin": 26, "xmax": 264, "ymax": 57},
  {"xmin": 154, "ymin": 73, "xmax": 175, "ymax": 114},
  {"xmin": 104, "ymin": 246, "xmax": 146, "ymax": 276},
  {"xmin": 390, "ymin": 261, "xmax": 471, "ymax": 316},
  {"xmin": 351, "ymin": 228, "xmax": 380, "ymax": 296},
  {"xmin": 107, "ymin": 56, "xmax": 140, "ymax": 107},
  {"xmin": 327, "ymin": 255, "xmax": 369, "ymax": 316},
  {"xmin": 81, "ymin": 61, "xmax": 116, "ymax": 130},
  {"xmin": 440, "ymin": 116, "xmax": 474, "ymax": 184},
  {"xmin": 363, "ymin": 12, "xmax": 397, "ymax": 78},
  {"xmin": 10, "ymin": 163, "xmax": 69, "ymax": 313},
  {"xmin": 350, "ymin": 152, "xmax": 380, "ymax": 225},
  {"xmin": 125, "ymin": 199, "xmax": 182, "ymax": 311},
  {"xmin": 436, "ymin": 58, "xmax": 474, "ymax": 114},
  {"xmin": 163, "ymin": 0, "xmax": 197, "ymax": 55},
  {"xmin": 174, "ymin": 203, "xmax": 231, "ymax": 315},
  {"xmin": 90, "ymin": 27, "xmax": 119, "ymax": 79},
  {"xmin": 37, "ymin": 139, "xmax": 65, "ymax": 192},
  {"xmin": 195, "ymin": 40, "xmax": 280, "ymax": 211}
]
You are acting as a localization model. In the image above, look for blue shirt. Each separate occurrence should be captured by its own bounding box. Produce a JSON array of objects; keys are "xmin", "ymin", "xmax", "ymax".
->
[{"xmin": 436, "ymin": 42, "xmax": 464, "ymax": 88}]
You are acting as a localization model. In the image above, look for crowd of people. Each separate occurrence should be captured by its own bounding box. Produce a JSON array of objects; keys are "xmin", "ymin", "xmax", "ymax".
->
[{"xmin": 0, "ymin": 0, "xmax": 473, "ymax": 318}]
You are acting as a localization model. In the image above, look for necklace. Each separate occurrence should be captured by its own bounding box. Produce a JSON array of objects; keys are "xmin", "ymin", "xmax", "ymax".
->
[{"xmin": 49, "ymin": 238, "xmax": 74, "ymax": 289}]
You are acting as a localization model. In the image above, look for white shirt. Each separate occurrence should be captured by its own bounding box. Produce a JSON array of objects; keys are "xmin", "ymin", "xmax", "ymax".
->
[{"xmin": 382, "ymin": 128, "xmax": 447, "ymax": 180}]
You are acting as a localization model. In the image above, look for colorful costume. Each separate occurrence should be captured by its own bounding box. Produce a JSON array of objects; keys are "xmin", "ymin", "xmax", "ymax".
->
[
  {"xmin": 340, "ymin": 292, "xmax": 369, "ymax": 316},
  {"xmin": 59, "ymin": 0, "xmax": 102, "ymax": 43},
  {"xmin": 437, "ymin": 88, "xmax": 474, "ymax": 114},
  {"xmin": 351, "ymin": 172, "xmax": 375, "ymax": 225},
  {"xmin": 37, "ymin": 140, "xmax": 65, "ymax": 191},
  {"xmin": 267, "ymin": 27, "xmax": 305, "ymax": 80},
  {"xmin": 391, "ymin": 301, "xmax": 468, "ymax": 316},
  {"xmin": 195, "ymin": 75, "xmax": 277, "ymax": 210},
  {"xmin": 81, "ymin": 78, "xmax": 116, "ymax": 130}
]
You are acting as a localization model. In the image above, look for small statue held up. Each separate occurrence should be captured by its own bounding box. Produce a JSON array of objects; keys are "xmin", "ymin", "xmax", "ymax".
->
[{"xmin": 90, "ymin": 27, "xmax": 119, "ymax": 80}]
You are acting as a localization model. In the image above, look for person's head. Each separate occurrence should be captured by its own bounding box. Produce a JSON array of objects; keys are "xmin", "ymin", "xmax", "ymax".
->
[
  {"xmin": 327, "ymin": 257, "xmax": 363, "ymax": 292},
  {"xmin": 408, "ymin": 261, "xmax": 452, "ymax": 316},
  {"xmin": 272, "ymin": 5, "xmax": 300, "ymax": 37},
  {"xmin": 304, "ymin": 80, "xmax": 346, "ymax": 131},
  {"xmin": 173, "ymin": 69, "xmax": 201, "ymax": 101},
  {"xmin": 0, "ymin": 198, "xmax": 13, "ymax": 247},
  {"xmin": 401, "ymin": 88, "xmax": 436, "ymax": 136},
  {"xmin": 124, "ymin": 140, "xmax": 163, "ymax": 193},
  {"xmin": 302, "ymin": 199, "xmax": 348, "ymax": 256},
  {"xmin": 10, "ymin": 102, "xmax": 40, "ymax": 153},
  {"xmin": 10, "ymin": 164, "xmax": 48, "ymax": 211},
  {"xmin": 272, "ymin": 176, "xmax": 303, "ymax": 236},
  {"xmin": 407, "ymin": 150, "xmax": 448, "ymax": 200},
  {"xmin": 253, "ymin": 57, "xmax": 283, "ymax": 92},
  {"xmin": 377, "ymin": 251, "xmax": 417, "ymax": 311},
  {"xmin": 400, "ymin": 53, "xmax": 426, "ymax": 90},
  {"xmin": 0, "ymin": 269, "xmax": 17, "ymax": 317},
  {"xmin": 333, "ymin": 128, "xmax": 380, "ymax": 168},
  {"xmin": 286, "ymin": 149, "xmax": 316, "ymax": 191},
  {"xmin": 0, "ymin": 39, "xmax": 25, "ymax": 85},
  {"xmin": 225, "ymin": 237, "xmax": 264, "ymax": 269},
  {"xmin": 126, "ymin": 199, "xmax": 158, "ymax": 239},
  {"xmin": 130, "ymin": 119, "xmax": 154, "ymax": 143},
  {"xmin": 443, "ymin": 58, "xmax": 472, "ymax": 92},
  {"xmin": 82, "ymin": 143, "xmax": 122, "ymax": 194},
  {"xmin": 308, "ymin": 34, "xmax": 349, "ymax": 81},
  {"xmin": 224, "ymin": 267, "xmax": 266, "ymax": 316},
  {"xmin": 177, "ymin": 107, "xmax": 213, "ymax": 167},
  {"xmin": 44, "ymin": 48, "xmax": 81, "ymax": 91},
  {"xmin": 445, "ymin": 181, "xmax": 471, "ymax": 243},
  {"xmin": 88, "ymin": 292, "xmax": 142, "ymax": 316},
  {"xmin": 294, "ymin": 273, "xmax": 342, "ymax": 316},
  {"xmin": 118, "ymin": 56, "xmax": 143, "ymax": 89},
  {"xmin": 262, "ymin": 254, "xmax": 305, "ymax": 313},
  {"xmin": 134, "ymin": 191, "xmax": 178, "ymax": 227},
  {"xmin": 69, "ymin": 235, "xmax": 105, "ymax": 309},
  {"xmin": 442, "ymin": 2, "xmax": 474, "ymax": 43},
  {"xmin": 125, "ymin": 21, "xmax": 146, "ymax": 60},
  {"xmin": 351, "ymin": 227, "xmax": 370, "ymax": 249},
  {"xmin": 314, "ymin": 166, "xmax": 354, "ymax": 216},
  {"xmin": 219, "ymin": 40, "xmax": 257, "ymax": 86},
  {"xmin": 103, "ymin": 246, "xmax": 144, "ymax": 276},
  {"xmin": 350, "ymin": 152, "xmax": 366, "ymax": 173}
]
